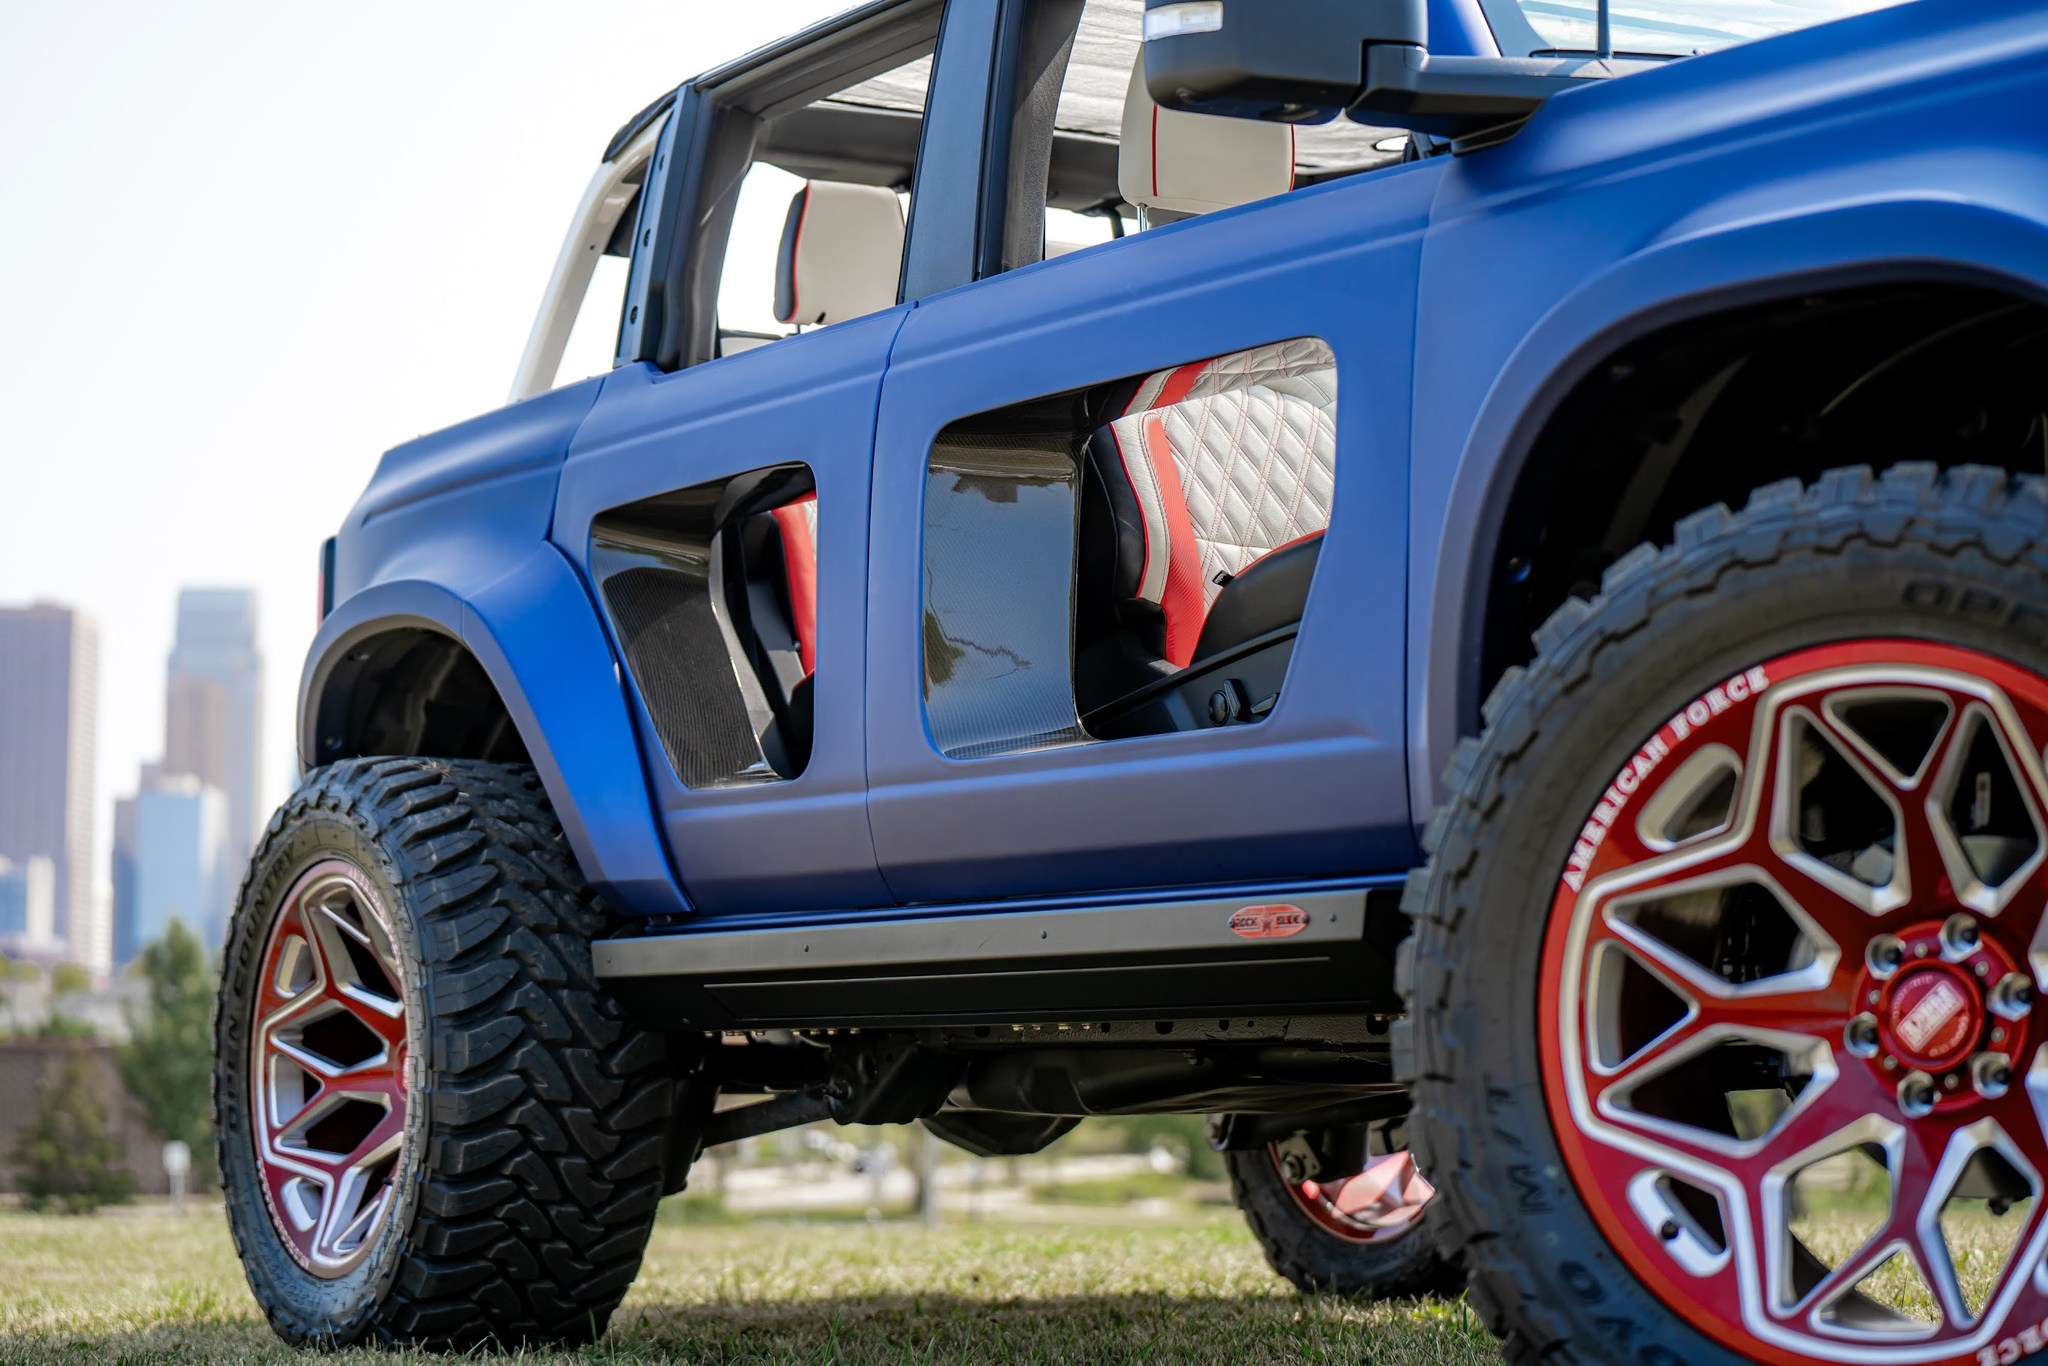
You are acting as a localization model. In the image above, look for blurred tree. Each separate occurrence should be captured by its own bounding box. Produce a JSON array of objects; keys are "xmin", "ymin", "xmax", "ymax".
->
[
  {"xmin": 118, "ymin": 919, "xmax": 217, "ymax": 1182},
  {"xmin": 35, "ymin": 1016, "xmax": 99, "ymax": 1040},
  {"xmin": 50, "ymin": 962, "xmax": 92, "ymax": 995},
  {"xmin": 12, "ymin": 1040, "xmax": 137, "ymax": 1214},
  {"xmin": 1095, "ymin": 1115, "xmax": 1225, "ymax": 1180}
]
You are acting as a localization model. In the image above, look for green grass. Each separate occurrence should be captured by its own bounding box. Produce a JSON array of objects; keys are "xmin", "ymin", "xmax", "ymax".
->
[
  {"xmin": 0, "ymin": 1205, "xmax": 1497, "ymax": 1365},
  {"xmin": 1025, "ymin": 1170, "xmax": 1193, "ymax": 1206},
  {"xmin": 7, "ymin": 1202, "xmax": 2022, "ymax": 1363}
]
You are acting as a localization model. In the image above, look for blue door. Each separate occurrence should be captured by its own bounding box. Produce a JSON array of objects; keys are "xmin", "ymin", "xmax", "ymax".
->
[
  {"xmin": 553, "ymin": 312, "xmax": 906, "ymax": 917},
  {"xmin": 864, "ymin": 162, "xmax": 1441, "ymax": 907}
]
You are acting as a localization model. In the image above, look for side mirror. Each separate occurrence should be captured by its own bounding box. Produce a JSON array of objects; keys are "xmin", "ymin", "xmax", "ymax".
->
[
  {"xmin": 1140, "ymin": 0, "xmax": 1424, "ymax": 125},
  {"xmin": 1142, "ymin": 0, "xmax": 1613, "ymax": 144}
]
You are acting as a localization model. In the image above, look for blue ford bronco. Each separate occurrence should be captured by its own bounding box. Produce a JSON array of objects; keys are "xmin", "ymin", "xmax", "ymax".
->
[{"xmin": 213, "ymin": 1, "xmax": 2048, "ymax": 1360}]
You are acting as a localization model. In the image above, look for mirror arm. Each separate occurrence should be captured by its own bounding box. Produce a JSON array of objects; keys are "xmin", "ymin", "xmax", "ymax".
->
[{"xmin": 1350, "ymin": 45, "xmax": 1609, "ymax": 145}]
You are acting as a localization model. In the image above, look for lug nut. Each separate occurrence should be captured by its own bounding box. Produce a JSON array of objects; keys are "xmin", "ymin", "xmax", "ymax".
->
[
  {"xmin": 1868, "ymin": 935, "xmax": 1907, "ymax": 977},
  {"xmin": 1973, "ymin": 1053, "xmax": 2014, "ymax": 1099},
  {"xmin": 1942, "ymin": 913, "xmax": 1982, "ymax": 958},
  {"xmin": 1899, "ymin": 1071, "xmax": 1937, "ymax": 1117},
  {"xmin": 1993, "ymin": 974, "xmax": 2036, "ymax": 1018},
  {"xmin": 1845, "ymin": 1014, "xmax": 1880, "ymax": 1057}
]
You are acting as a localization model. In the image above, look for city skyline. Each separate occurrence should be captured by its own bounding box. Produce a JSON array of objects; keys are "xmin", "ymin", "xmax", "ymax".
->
[
  {"xmin": 163, "ymin": 589, "xmax": 263, "ymax": 878},
  {"xmin": 0, "ymin": 604, "xmax": 103, "ymax": 970},
  {"xmin": 1, "ymin": 591, "xmax": 262, "ymax": 973},
  {"xmin": 107, "ymin": 590, "xmax": 262, "ymax": 967},
  {"xmin": 0, "ymin": 2, "xmax": 848, "ymax": 942}
]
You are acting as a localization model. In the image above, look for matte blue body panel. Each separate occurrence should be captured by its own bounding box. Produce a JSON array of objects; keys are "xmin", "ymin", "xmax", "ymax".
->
[
  {"xmin": 329, "ymin": 378, "xmax": 602, "ymax": 604},
  {"xmin": 303, "ymin": 377, "xmax": 689, "ymax": 918},
  {"xmin": 303, "ymin": 0, "xmax": 2048, "ymax": 946},
  {"xmin": 555, "ymin": 317, "xmax": 909, "ymax": 918},
  {"xmin": 1403, "ymin": 0, "xmax": 2048, "ymax": 829},
  {"xmin": 1428, "ymin": 0, "xmax": 1501, "ymax": 58},
  {"xmin": 865, "ymin": 160, "xmax": 1438, "ymax": 905}
]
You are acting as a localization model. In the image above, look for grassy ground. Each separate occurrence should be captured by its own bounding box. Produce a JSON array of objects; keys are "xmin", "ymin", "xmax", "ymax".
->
[
  {"xmin": 0, "ymin": 1204, "xmax": 1497, "ymax": 1365},
  {"xmin": 10, "ymin": 1200, "xmax": 2021, "ymax": 1363}
]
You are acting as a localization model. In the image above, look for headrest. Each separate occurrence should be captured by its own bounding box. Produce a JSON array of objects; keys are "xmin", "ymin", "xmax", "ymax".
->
[
  {"xmin": 773, "ymin": 181, "xmax": 906, "ymax": 327},
  {"xmin": 1118, "ymin": 57, "xmax": 1293, "ymax": 222}
]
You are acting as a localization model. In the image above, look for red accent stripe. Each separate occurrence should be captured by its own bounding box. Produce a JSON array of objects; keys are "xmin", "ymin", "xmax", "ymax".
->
[
  {"xmin": 1111, "ymin": 358, "xmax": 1213, "ymax": 636},
  {"xmin": 1150, "ymin": 107, "xmax": 1160, "ymax": 201},
  {"xmin": 771, "ymin": 494, "xmax": 819, "ymax": 675},
  {"xmin": 1153, "ymin": 359, "xmax": 1208, "ymax": 411},
  {"xmin": 1141, "ymin": 411, "xmax": 1206, "ymax": 668}
]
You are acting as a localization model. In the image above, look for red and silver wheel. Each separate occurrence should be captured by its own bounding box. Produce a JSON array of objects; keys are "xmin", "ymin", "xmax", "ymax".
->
[
  {"xmin": 1543, "ymin": 639, "xmax": 2048, "ymax": 1363},
  {"xmin": 1227, "ymin": 1118, "xmax": 1456, "ymax": 1297},
  {"xmin": 249, "ymin": 859, "xmax": 410, "ymax": 1278},
  {"xmin": 218, "ymin": 760, "xmax": 673, "ymax": 1348},
  {"xmin": 1275, "ymin": 1142, "xmax": 1435, "ymax": 1242}
]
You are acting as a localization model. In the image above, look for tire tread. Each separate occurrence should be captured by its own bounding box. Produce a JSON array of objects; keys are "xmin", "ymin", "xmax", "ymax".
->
[{"xmin": 215, "ymin": 758, "xmax": 671, "ymax": 1350}]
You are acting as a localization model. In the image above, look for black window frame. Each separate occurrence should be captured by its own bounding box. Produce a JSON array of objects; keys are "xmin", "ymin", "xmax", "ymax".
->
[
  {"xmin": 618, "ymin": 0, "xmax": 946, "ymax": 373},
  {"xmin": 618, "ymin": 0, "xmax": 1103, "ymax": 376}
]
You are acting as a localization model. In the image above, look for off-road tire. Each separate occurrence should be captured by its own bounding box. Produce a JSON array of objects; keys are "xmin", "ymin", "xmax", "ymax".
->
[
  {"xmin": 1398, "ymin": 464, "xmax": 2048, "ymax": 1364},
  {"xmin": 1225, "ymin": 1143, "xmax": 1460, "ymax": 1298},
  {"xmin": 215, "ymin": 757, "xmax": 673, "ymax": 1349}
]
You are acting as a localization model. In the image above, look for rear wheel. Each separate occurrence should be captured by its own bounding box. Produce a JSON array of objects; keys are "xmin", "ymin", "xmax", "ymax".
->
[
  {"xmin": 215, "ymin": 758, "xmax": 672, "ymax": 1349},
  {"xmin": 1226, "ymin": 1115, "xmax": 1457, "ymax": 1298},
  {"xmin": 1405, "ymin": 466, "xmax": 2048, "ymax": 1364}
]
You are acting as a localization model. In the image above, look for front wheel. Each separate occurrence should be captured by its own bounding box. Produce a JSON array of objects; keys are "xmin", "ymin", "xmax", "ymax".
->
[
  {"xmin": 1405, "ymin": 466, "xmax": 2048, "ymax": 1364},
  {"xmin": 214, "ymin": 758, "xmax": 672, "ymax": 1349}
]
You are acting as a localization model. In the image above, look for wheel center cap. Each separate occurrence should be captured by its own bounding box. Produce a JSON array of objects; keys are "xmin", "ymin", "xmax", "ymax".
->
[{"xmin": 1883, "ymin": 963, "xmax": 1983, "ymax": 1071}]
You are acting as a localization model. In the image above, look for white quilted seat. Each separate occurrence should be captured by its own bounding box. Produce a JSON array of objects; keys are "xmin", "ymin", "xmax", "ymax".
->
[
  {"xmin": 1091, "ymin": 53, "xmax": 1329, "ymax": 668},
  {"xmin": 1094, "ymin": 338, "xmax": 1337, "ymax": 667}
]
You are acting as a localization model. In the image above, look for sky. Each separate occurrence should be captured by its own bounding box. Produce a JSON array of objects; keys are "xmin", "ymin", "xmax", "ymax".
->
[{"xmin": 0, "ymin": 0, "xmax": 850, "ymax": 900}]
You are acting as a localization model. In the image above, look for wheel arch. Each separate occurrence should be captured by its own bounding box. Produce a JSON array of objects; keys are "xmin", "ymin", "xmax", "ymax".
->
[
  {"xmin": 1412, "ymin": 194, "xmax": 2048, "ymax": 825},
  {"xmin": 300, "ymin": 553, "xmax": 689, "ymax": 917}
]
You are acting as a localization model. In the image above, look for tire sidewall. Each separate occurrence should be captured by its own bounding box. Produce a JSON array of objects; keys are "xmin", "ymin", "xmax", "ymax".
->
[
  {"xmin": 216, "ymin": 798, "xmax": 433, "ymax": 1345},
  {"xmin": 1428, "ymin": 527, "xmax": 2048, "ymax": 1364}
]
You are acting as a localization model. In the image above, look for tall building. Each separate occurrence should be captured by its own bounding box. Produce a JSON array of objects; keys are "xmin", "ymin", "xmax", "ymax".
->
[
  {"xmin": 163, "ymin": 589, "xmax": 262, "ymax": 877},
  {"xmin": 0, "ymin": 604, "xmax": 102, "ymax": 970},
  {"xmin": 0, "ymin": 855, "xmax": 57, "ymax": 955},
  {"xmin": 132, "ymin": 775, "xmax": 230, "ymax": 952},
  {"xmin": 110, "ymin": 782, "xmax": 143, "ymax": 968}
]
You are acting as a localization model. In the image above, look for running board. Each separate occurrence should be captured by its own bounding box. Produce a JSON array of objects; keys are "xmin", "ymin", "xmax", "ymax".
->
[{"xmin": 593, "ymin": 885, "xmax": 1406, "ymax": 1030}]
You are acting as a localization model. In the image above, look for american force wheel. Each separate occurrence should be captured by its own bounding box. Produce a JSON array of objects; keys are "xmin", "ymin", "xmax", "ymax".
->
[
  {"xmin": 215, "ymin": 758, "xmax": 673, "ymax": 1349},
  {"xmin": 1225, "ymin": 1116, "xmax": 1459, "ymax": 1298},
  {"xmin": 1403, "ymin": 465, "xmax": 2048, "ymax": 1365}
]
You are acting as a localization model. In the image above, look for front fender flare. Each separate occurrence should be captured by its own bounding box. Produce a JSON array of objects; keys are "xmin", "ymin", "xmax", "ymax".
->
[
  {"xmin": 1412, "ymin": 195, "xmax": 2048, "ymax": 827},
  {"xmin": 300, "ymin": 547, "xmax": 688, "ymax": 917}
]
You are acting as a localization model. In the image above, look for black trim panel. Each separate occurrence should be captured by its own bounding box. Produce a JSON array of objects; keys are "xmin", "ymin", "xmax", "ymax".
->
[{"xmin": 595, "ymin": 886, "xmax": 1406, "ymax": 1029}]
